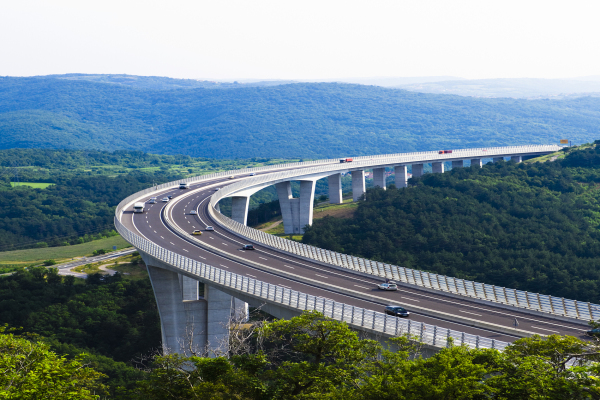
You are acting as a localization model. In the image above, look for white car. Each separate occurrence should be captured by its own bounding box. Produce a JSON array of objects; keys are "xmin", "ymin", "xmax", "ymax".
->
[
  {"xmin": 189, "ymin": 210, "xmax": 197, "ymax": 215},
  {"xmin": 205, "ymin": 226, "xmax": 214, "ymax": 231},
  {"xmin": 148, "ymin": 199, "xmax": 157, "ymax": 204},
  {"xmin": 377, "ymin": 282, "xmax": 398, "ymax": 291},
  {"xmin": 162, "ymin": 197, "xmax": 169, "ymax": 202},
  {"xmin": 215, "ymin": 188, "xmax": 220, "ymax": 191},
  {"xmin": 250, "ymin": 172, "xmax": 256, "ymax": 176}
]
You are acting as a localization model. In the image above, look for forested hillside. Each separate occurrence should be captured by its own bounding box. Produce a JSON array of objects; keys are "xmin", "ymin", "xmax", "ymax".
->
[
  {"xmin": 1, "ymin": 75, "xmax": 600, "ymax": 158},
  {"xmin": 302, "ymin": 144, "xmax": 600, "ymax": 303},
  {"xmin": 0, "ymin": 149, "xmax": 283, "ymax": 251}
]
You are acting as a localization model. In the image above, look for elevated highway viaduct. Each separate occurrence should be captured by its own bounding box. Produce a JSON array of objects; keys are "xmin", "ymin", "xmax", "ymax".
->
[{"xmin": 116, "ymin": 145, "xmax": 595, "ymax": 356}]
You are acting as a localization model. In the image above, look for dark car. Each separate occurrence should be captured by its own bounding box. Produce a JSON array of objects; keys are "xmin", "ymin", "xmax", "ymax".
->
[
  {"xmin": 243, "ymin": 244, "xmax": 255, "ymax": 250},
  {"xmin": 384, "ymin": 305, "xmax": 410, "ymax": 318},
  {"xmin": 168, "ymin": 195, "xmax": 173, "ymax": 199},
  {"xmin": 586, "ymin": 328, "xmax": 600, "ymax": 337}
]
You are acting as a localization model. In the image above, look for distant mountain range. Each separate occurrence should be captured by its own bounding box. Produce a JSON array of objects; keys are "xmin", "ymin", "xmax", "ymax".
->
[{"xmin": 1, "ymin": 74, "xmax": 599, "ymax": 158}]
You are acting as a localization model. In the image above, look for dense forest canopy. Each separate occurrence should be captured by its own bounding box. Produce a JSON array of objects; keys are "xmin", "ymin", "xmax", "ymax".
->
[
  {"xmin": 303, "ymin": 144, "xmax": 600, "ymax": 303},
  {"xmin": 1, "ymin": 75, "xmax": 600, "ymax": 158}
]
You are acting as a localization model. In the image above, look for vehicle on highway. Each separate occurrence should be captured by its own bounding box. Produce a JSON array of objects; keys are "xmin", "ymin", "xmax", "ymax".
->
[
  {"xmin": 339, "ymin": 158, "xmax": 353, "ymax": 163},
  {"xmin": 133, "ymin": 202, "xmax": 145, "ymax": 213},
  {"xmin": 228, "ymin": 176, "xmax": 235, "ymax": 179},
  {"xmin": 192, "ymin": 230, "xmax": 202, "ymax": 236},
  {"xmin": 384, "ymin": 305, "xmax": 410, "ymax": 318},
  {"xmin": 148, "ymin": 198, "xmax": 157, "ymax": 204},
  {"xmin": 378, "ymin": 282, "xmax": 398, "ymax": 291},
  {"xmin": 587, "ymin": 328, "xmax": 600, "ymax": 337},
  {"xmin": 438, "ymin": 150, "xmax": 453, "ymax": 154},
  {"xmin": 215, "ymin": 188, "xmax": 221, "ymax": 191},
  {"xmin": 179, "ymin": 182, "xmax": 189, "ymax": 189},
  {"xmin": 162, "ymin": 197, "xmax": 169, "ymax": 202},
  {"xmin": 243, "ymin": 244, "xmax": 255, "ymax": 250},
  {"xmin": 168, "ymin": 195, "xmax": 173, "ymax": 199},
  {"xmin": 189, "ymin": 210, "xmax": 197, "ymax": 215},
  {"xmin": 249, "ymin": 172, "xmax": 256, "ymax": 176},
  {"xmin": 205, "ymin": 226, "xmax": 214, "ymax": 231}
]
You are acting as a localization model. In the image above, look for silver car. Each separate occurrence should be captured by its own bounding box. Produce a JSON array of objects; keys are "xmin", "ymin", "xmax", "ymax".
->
[
  {"xmin": 377, "ymin": 282, "xmax": 398, "ymax": 291},
  {"xmin": 162, "ymin": 197, "xmax": 169, "ymax": 202},
  {"xmin": 205, "ymin": 226, "xmax": 215, "ymax": 231},
  {"xmin": 189, "ymin": 210, "xmax": 197, "ymax": 215}
]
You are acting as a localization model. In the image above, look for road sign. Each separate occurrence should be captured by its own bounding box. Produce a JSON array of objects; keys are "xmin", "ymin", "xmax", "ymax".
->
[{"xmin": 560, "ymin": 139, "xmax": 569, "ymax": 144}]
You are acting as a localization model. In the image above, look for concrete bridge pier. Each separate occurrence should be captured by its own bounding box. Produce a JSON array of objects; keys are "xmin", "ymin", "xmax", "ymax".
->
[
  {"xmin": 412, "ymin": 164, "xmax": 424, "ymax": 178},
  {"xmin": 231, "ymin": 196, "xmax": 250, "ymax": 225},
  {"xmin": 394, "ymin": 165, "xmax": 408, "ymax": 188},
  {"xmin": 373, "ymin": 168, "xmax": 386, "ymax": 190},
  {"xmin": 142, "ymin": 255, "xmax": 239, "ymax": 357},
  {"xmin": 471, "ymin": 159, "xmax": 482, "ymax": 168},
  {"xmin": 511, "ymin": 155, "xmax": 522, "ymax": 163},
  {"xmin": 432, "ymin": 162, "xmax": 444, "ymax": 173},
  {"xmin": 276, "ymin": 180, "xmax": 316, "ymax": 234},
  {"xmin": 352, "ymin": 170, "xmax": 366, "ymax": 201},
  {"xmin": 452, "ymin": 160, "xmax": 464, "ymax": 169},
  {"xmin": 328, "ymin": 173, "xmax": 343, "ymax": 204}
]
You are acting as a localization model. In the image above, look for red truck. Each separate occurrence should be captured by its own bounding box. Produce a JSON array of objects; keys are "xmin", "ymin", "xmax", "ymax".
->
[
  {"xmin": 339, "ymin": 158, "xmax": 353, "ymax": 163},
  {"xmin": 438, "ymin": 150, "xmax": 453, "ymax": 154}
]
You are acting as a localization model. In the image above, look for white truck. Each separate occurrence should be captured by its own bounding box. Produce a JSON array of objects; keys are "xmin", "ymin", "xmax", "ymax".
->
[
  {"xmin": 133, "ymin": 202, "xmax": 145, "ymax": 213},
  {"xmin": 179, "ymin": 182, "xmax": 189, "ymax": 189}
]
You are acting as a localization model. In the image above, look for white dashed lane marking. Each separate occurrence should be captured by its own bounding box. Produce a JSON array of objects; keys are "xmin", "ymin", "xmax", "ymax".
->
[
  {"xmin": 259, "ymin": 256, "xmax": 267, "ymax": 260},
  {"xmin": 315, "ymin": 274, "xmax": 328, "ymax": 279},
  {"xmin": 354, "ymin": 285, "xmax": 371, "ymax": 290},
  {"xmin": 220, "ymin": 264, "xmax": 229, "ymax": 269},
  {"xmin": 459, "ymin": 310, "xmax": 481, "ymax": 317},
  {"xmin": 401, "ymin": 297, "xmax": 420, "ymax": 302}
]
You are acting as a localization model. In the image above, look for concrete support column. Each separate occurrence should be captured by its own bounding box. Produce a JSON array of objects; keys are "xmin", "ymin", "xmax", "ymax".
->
[
  {"xmin": 276, "ymin": 182, "xmax": 300, "ymax": 235},
  {"xmin": 394, "ymin": 165, "xmax": 408, "ymax": 188},
  {"xmin": 493, "ymin": 157, "xmax": 504, "ymax": 163},
  {"xmin": 233, "ymin": 298, "xmax": 249, "ymax": 322},
  {"xmin": 352, "ymin": 170, "xmax": 365, "ymax": 201},
  {"xmin": 452, "ymin": 160, "xmax": 464, "ymax": 169},
  {"xmin": 180, "ymin": 274, "xmax": 199, "ymax": 300},
  {"xmin": 299, "ymin": 180, "xmax": 315, "ymax": 232},
  {"xmin": 412, "ymin": 164, "xmax": 424, "ymax": 178},
  {"xmin": 471, "ymin": 159, "xmax": 482, "ymax": 168},
  {"xmin": 432, "ymin": 162, "xmax": 444, "ymax": 173},
  {"xmin": 204, "ymin": 284, "xmax": 235, "ymax": 355},
  {"xmin": 328, "ymin": 173, "xmax": 343, "ymax": 204},
  {"xmin": 511, "ymin": 155, "xmax": 522, "ymax": 163},
  {"xmin": 231, "ymin": 196, "xmax": 250, "ymax": 225},
  {"xmin": 373, "ymin": 168, "xmax": 386, "ymax": 190}
]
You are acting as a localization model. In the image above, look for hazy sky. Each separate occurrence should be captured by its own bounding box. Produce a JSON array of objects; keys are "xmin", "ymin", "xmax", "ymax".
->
[{"xmin": 2, "ymin": 0, "xmax": 600, "ymax": 81}]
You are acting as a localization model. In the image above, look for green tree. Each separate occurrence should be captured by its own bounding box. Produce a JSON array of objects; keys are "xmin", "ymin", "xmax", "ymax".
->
[{"xmin": 0, "ymin": 327, "xmax": 106, "ymax": 399}]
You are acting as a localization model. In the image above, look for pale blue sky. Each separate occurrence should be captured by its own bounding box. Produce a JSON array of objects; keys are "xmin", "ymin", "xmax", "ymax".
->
[{"xmin": 2, "ymin": 0, "xmax": 599, "ymax": 81}]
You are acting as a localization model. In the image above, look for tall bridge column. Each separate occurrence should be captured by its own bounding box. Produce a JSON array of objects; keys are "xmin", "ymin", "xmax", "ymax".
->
[
  {"xmin": 299, "ymin": 180, "xmax": 316, "ymax": 231},
  {"xmin": 328, "ymin": 173, "xmax": 343, "ymax": 204},
  {"xmin": 432, "ymin": 162, "xmax": 444, "ymax": 173},
  {"xmin": 493, "ymin": 157, "xmax": 504, "ymax": 163},
  {"xmin": 412, "ymin": 164, "xmax": 424, "ymax": 178},
  {"xmin": 373, "ymin": 168, "xmax": 386, "ymax": 190},
  {"xmin": 352, "ymin": 170, "xmax": 365, "ymax": 201},
  {"xmin": 452, "ymin": 160, "xmax": 464, "ymax": 169},
  {"xmin": 511, "ymin": 155, "xmax": 522, "ymax": 163},
  {"xmin": 394, "ymin": 165, "xmax": 408, "ymax": 188},
  {"xmin": 231, "ymin": 196, "xmax": 250, "ymax": 225},
  {"xmin": 471, "ymin": 159, "xmax": 482, "ymax": 168},
  {"xmin": 276, "ymin": 182, "xmax": 300, "ymax": 235},
  {"xmin": 276, "ymin": 180, "xmax": 316, "ymax": 234},
  {"xmin": 143, "ymin": 258, "xmax": 236, "ymax": 357}
]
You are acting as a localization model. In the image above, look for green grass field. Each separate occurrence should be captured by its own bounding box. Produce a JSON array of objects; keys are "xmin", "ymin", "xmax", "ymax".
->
[
  {"xmin": 10, "ymin": 182, "xmax": 54, "ymax": 189},
  {"xmin": 0, "ymin": 235, "xmax": 131, "ymax": 263}
]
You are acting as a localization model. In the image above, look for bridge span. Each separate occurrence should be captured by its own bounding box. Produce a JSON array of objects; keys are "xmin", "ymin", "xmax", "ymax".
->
[{"xmin": 115, "ymin": 145, "xmax": 594, "ymax": 356}]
